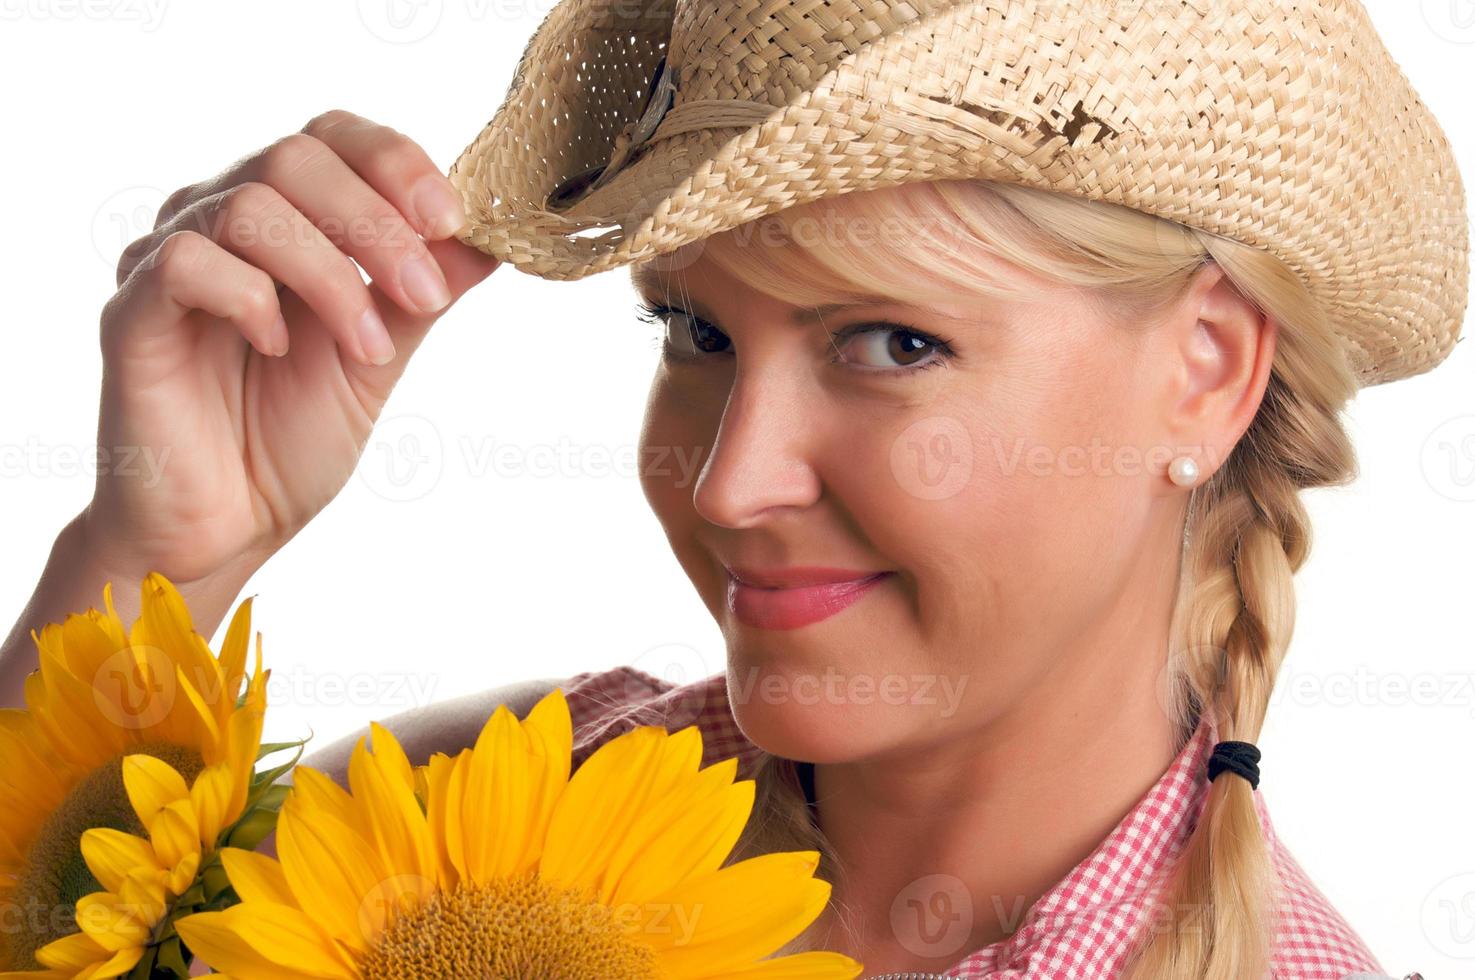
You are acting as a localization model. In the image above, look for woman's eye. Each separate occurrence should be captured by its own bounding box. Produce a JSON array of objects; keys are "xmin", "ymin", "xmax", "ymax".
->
[
  {"xmin": 637, "ymin": 303, "xmax": 730, "ymax": 359},
  {"xmin": 635, "ymin": 301, "xmax": 953, "ymax": 375},
  {"xmin": 834, "ymin": 324, "xmax": 944, "ymax": 371},
  {"xmin": 667, "ymin": 312, "xmax": 731, "ymax": 356}
]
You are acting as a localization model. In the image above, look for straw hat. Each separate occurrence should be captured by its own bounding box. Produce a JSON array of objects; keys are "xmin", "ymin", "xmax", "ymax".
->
[{"xmin": 447, "ymin": 0, "xmax": 1469, "ymax": 387}]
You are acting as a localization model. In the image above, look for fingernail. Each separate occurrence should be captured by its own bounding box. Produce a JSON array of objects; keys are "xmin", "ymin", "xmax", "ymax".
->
[
  {"xmin": 412, "ymin": 176, "xmax": 468, "ymax": 240},
  {"xmin": 401, "ymin": 252, "xmax": 452, "ymax": 314},
  {"xmin": 357, "ymin": 307, "xmax": 396, "ymax": 365},
  {"xmin": 270, "ymin": 314, "xmax": 289, "ymax": 356}
]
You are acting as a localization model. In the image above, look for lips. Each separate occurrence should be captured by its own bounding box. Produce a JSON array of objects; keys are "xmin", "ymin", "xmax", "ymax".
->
[{"xmin": 725, "ymin": 566, "xmax": 895, "ymax": 630}]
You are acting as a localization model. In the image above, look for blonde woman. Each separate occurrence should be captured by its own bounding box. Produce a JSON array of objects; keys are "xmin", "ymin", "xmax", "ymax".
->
[{"xmin": 0, "ymin": 0, "xmax": 1462, "ymax": 978}]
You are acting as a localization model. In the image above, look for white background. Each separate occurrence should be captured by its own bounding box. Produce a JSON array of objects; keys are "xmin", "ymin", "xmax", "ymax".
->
[{"xmin": 0, "ymin": 0, "xmax": 1471, "ymax": 974}]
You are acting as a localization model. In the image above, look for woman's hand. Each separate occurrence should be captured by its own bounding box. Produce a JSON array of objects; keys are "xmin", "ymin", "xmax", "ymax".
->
[{"xmin": 88, "ymin": 108, "xmax": 501, "ymax": 587}]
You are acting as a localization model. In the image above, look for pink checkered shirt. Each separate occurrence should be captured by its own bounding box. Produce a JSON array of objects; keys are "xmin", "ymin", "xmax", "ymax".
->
[{"xmin": 561, "ymin": 665, "xmax": 1396, "ymax": 980}]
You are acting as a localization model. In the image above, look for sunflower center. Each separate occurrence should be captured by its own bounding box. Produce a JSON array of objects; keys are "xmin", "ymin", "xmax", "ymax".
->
[
  {"xmin": 4, "ymin": 741, "xmax": 205, "ymax": 970},
  {"xmin": 360, "ymin": 874, "xmax": 660, "ymax": 980}
]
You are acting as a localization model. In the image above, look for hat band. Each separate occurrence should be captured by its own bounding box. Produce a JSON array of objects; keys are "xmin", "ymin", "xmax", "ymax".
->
[{"xmin": 546, "ymin": 61, "xmax": 774, "ymax": 212}]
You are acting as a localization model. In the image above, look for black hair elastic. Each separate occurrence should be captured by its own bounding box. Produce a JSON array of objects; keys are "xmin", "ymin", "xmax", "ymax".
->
[{"xmin": 1207, "ymin": 740, "xmax": 1261, "ymax": 790}]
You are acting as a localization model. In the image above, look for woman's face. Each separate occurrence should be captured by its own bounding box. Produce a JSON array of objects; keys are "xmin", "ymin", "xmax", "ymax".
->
[{"xmin": 635, "ymin": 197, "xmax": 1260, "ymax": 764}]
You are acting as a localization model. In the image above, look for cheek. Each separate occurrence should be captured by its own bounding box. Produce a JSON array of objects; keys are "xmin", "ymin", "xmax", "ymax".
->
[
  {"xmin": 638, "ymin": 383, "xmax": 733, "ymax": 612},
  {"xmin": 637, "ymin": 382, "xmax": 712, "ymax": 523},
  {"xmin": 820, "ymin": 402, "xmax": 1138, "ymax": 623}
]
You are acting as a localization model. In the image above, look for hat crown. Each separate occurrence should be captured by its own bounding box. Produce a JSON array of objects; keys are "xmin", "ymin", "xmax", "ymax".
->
[{"xmin": 666, "ymin": 0, "xmax": 931, "ymax": 106}]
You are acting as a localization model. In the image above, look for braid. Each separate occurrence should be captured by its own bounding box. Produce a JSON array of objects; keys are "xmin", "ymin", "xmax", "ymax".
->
[{"xmin": 1120, "ymin": 356, "xmax": 1358, "ymax": 978}]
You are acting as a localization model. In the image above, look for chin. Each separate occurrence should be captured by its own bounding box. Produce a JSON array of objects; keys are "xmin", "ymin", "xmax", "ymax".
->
[{"xmin": 724, "ymin": 662, "xmax": 885, "ymax": 764}]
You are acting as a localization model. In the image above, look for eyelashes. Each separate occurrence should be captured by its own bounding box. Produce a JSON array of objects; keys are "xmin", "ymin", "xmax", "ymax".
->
[{"xmin": 634, "ymin": 300, "xmax": 957, "ymax": 376}]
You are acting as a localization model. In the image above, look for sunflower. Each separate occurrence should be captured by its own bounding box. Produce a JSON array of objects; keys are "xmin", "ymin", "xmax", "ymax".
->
[
  {"xmin": 176, "ymin": 688, "xmax": 864, "ymax": 978},
  {"xmin": 0, "ymin": 572, "xmax": 276, "ymax": 978}
]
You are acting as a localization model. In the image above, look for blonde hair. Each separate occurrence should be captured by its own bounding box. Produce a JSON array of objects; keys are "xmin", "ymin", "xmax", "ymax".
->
[{"xmin": 632, "ymin": 178, "xmax": 1361, "ymax": 979}]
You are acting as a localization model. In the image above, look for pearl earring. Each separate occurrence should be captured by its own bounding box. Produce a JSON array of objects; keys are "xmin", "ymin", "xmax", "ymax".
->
[{"xmin": 1168, "ymin": 455, "xmax": 1199, "ymax": 487}]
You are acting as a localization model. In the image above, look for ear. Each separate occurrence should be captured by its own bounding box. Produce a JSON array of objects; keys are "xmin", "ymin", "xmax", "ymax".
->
[{"xmin": 1163, "ymin": 261, "xmax": 1279, "ymax": 480}]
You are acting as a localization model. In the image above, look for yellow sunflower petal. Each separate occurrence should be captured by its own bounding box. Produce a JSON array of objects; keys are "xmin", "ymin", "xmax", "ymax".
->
[
  {"xmin": 216, "ymin": 594, "xmax": 254, "ymax": 708},
  {"xmin": 173, "ymin": 662, "xmax": 224, "ymax": 761},
  {"xmin": 149, "ymin": 799, "xmax": 203, "ymax": 893},
  {"xmin": 136, "ymin": 573, "xmax": 204, "ymax": 667},
  {"xmin": 189, "ymin": 763, "xmax": 237, "ymax": 848},
  {"xmin": 131, "ymin": 575, "xmax": 220, "ymax": 751},
  {"xmin": 540, "ymin": 724, "xmax": 703, "ymax": 897},
  {"xmin": 0, "ymin": 711, "xmax": 69, "ymax": 831},
  {"xmin": 29, "ymin": 929, "xmax": 109, "ymax": 970},
  {"xmin": 427, "ymin": 748, "xmax": 473, "ymax": 887},
  {"xmin": 459, "ymin": 705, "xmax": 534, "ymax": 885},
  {"xmin": 121, "ymin": 753, "xmax": 190, "ymax": 826},
  {"xmin": 97, "ymin": 581, "xmax": 129, "ymax": 646},
  {"xmin": 79, "ymin": 827, "xmax": 162, "ymax": 894},
  {"xmin": 222, "ymin": 675, "xmax": 266, "ymax": 822},
  {"xmin": 345, "ymin": 725, "xmax": 437, "ymax": 907},
  {"xmin": 701, "ymin": 950, "xmax": 864, "ymax": 978},
  {"xmin": 53, "ymin": 613, "xmax": 128, "ymax": 698},
  {"xmin": 361, "ymin": 722, "xmax": 414, "ymax": 791},
  {"xmin": 0, "ymin": 821, "xmax": 25, "ymax": 870},
  {"xmin": 607, "ymin": 762, "xmax": 754, "ymax": 909},
  {"xmin": 167, "ymin": 851, "xmax": 203, "ymax": 897},
  {"xmin": 514, "ymin": 687, "xmax": 573, "ymax": 872},
  {"xmin": 74, "ymin": 890, "xmax": 152, "ymax": 951},
  {"xmin": 117, "ymin": 866, "xmax": 170, "ymax": 919},
  {"xmin": 27, "ymin": 929, "xmax": 145, "ymax": 980},
  {"xmin": 635, "ymin": 850, "xmax": 834, "ymax": 976},
  {"xmin": 28, "ymin": 644, "xmax": 127, "ymax": 764},
  {"xmin": 288, "ymin": 767, "xmax": 363, "ymax": 837},
  {"xmin": 412, "ymin": 761, "xmax": 431, "ymax": 804},
  {"xmin": 420, "ymin": 751, "xmax": 464, "ymax": 889},
  {"xmin": 28, "ymin": 619, "xmax": 64, "ymax": 663},
  {"xmin": 274, "ymin": 795, "xmax": 389, "ymax": 953},
  {"xmin": 219, "ymin": 847, "xmax": 297, "ymax": 907},
  {"xmin": 74, "ymin": 946, "xmax": 147, "ymax": 980},
  {"xmin": 175, "ymin": 904, "xmax": 359, "ymax": 979}
]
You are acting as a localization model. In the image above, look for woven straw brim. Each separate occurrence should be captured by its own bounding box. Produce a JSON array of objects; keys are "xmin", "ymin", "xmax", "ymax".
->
[{"xmin": 448, "ymin": 0, "xmax": 1469, "ymax": 388}]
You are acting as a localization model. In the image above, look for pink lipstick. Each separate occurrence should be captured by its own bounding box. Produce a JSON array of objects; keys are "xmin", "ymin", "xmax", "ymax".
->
[{"xmin": 725, "ymin": 565, "xmax": 895, "ymax": 630}]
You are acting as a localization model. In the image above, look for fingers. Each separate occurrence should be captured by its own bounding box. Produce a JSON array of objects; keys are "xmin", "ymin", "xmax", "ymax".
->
[
  {"xmin": 147, "ymin": 180, "xmax": 399, "ymax": 366},
  {"xmin": 102, "ymin": 224, "xmax": 502, "ymax": 393},
  {"xmin": 298, "ymin": 109, "xmax": 468, "ymax": 241},
  {"xmin": 102, "ymin": 230, "xmax": 288, "ymax": 362},
  {"xmin": 121, "ymin": 109, "xmax": 473, "ymax": 365}
]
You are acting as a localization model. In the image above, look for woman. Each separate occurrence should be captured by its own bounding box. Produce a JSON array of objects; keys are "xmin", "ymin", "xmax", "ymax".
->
[
  {"xmin": 0, "ymin": 144, "xmax": 1425, "ymax": 980},
  {"xmin": 0, "ymin": 0, "xmax": 1460, "ymax": 978}
]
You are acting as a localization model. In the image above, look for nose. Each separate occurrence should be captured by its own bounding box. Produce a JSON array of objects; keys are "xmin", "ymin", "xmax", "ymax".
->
[{"xmin": 690, "ymin": 364, "xmax": 822, "ymax": 529}]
